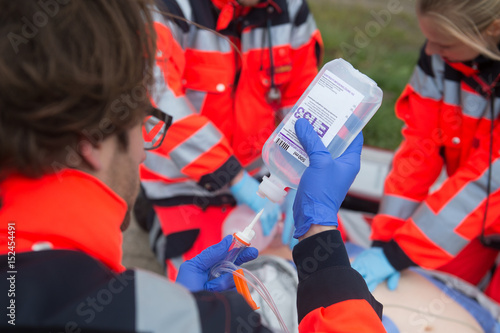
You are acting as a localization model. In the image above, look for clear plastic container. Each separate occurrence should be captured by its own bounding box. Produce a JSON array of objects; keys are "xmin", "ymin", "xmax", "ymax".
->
[{"xmin": 258, "ymin": 58, "xmax": 383, "ymax": 203}]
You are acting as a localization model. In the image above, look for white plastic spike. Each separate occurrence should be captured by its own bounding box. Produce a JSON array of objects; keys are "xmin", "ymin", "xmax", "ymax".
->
[{"xmin": 236, "ymin": 208, "xmax": 264, "ymax": 245}]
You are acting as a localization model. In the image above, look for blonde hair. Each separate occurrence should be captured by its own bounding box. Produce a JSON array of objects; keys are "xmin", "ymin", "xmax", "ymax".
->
[{"xmin": 417, "ymin": 0, "xmax": 500, "ymax": 60}]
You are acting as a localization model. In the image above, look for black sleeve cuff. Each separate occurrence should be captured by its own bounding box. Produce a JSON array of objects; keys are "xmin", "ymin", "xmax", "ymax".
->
[
  {"xmin": 194, "ymin": 291, "xmax": 272, "ymax": 333},
  {"xmin": 382, "ymin": 240, "xmax": 417, "ymax": 271},
  {"xmin": 292, "ymin": 230, "xmax": 383, "ymax": 322},
  {"xmin": 197, "ymin": 156, "xmax": 242, "ymax": 192},
  {"xmin": 371, "ymin": 240, "xmax": 387, "ymax": 248}
]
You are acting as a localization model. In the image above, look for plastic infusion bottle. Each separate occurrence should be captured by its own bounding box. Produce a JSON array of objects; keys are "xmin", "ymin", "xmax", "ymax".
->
[
  {"xmin": 258, "ymin": 58, "xmax": 383, "ymax": 203},
  {"xmin": 209, "ymin": 209, "xmax": 263, "ymax": 279}
]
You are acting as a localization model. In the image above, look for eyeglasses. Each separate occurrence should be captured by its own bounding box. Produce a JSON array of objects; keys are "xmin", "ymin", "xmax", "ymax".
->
[{"xmin": 143, "ymin": 107, "xmax": 173, "ymax": 150}]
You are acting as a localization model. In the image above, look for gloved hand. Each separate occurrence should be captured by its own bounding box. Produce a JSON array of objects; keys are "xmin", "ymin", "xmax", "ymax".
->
[
  {"xmin": 293, "ymin": 118, "xmax": 363, "ymax": 238},
  {"xmin": 281, "ymin": 188, "xmax": 299, "ymax": 249},
  {"xmin": 176, "ymin": 235, "xmax": 259, "ymax": 292},
  {"xmin": 351, "ymin": 247, "xmax": 400, "ymax": 292},
  {"xmin": 230, "ymin": 171, "xmax": 281, "ymax": 236}
]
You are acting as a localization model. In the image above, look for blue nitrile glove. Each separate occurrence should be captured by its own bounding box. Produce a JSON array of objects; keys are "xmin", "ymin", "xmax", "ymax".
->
[
  {"xmin": 176, "ymin": 235, "xmax": 259, "ymax": 292},
  {"xmin": 351, "ymin": 247, "xmax": 400, "ymax": 292},
  {"xmin": 281, "ymin": 188, "xmax": 299, "ymax": 249},
  {"xmin": 293, "ymin": 118, "xmax": 363, "ymax": 238},
  {"xmin": 230, "ymin": 171, "xmax": 281, "ymax": 236}
]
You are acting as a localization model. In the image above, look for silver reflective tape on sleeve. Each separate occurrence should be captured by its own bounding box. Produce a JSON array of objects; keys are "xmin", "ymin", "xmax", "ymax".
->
[
  {"xmin": 290, "ymin": 15, "xmax": 319, "ymax": 49},
  {"xmin": 176, "ymin": 0, "xmax": 192, "ymax": 21},
  {"xmin": 409, "ymin": 66, "xmax": 443, "ymax": 101},
  {"xmin": 411, "ymin": 203, "xmax": 469, "ymax": 256},
  {"xmin": 142, "ymin": 180, "xmax": 229, "ymax": 200},
  {"xmin": 379, "ymin": 195, "xmax": 420, "ymax": 220},
  {"xmin": 134, "ymin": 269, "xmax": 201, "ymax": 333},
  {"xmin": 242, "ymin": 24, "xmax": 292, "ymax": 52},
  {"xmin": 170, "ymin": 123, "xmax": 223, "ymax": 170},
  {"xmin": 287, "ymin": 0, "xmax": 304, "ymax": 19},
  {"xmin": 442, "ymin": 79, "xmax": 460, "ymax": 106},
  {"xmin": 412, "ymin": 158, "xmax": 500, "ymax": 255},
  {"xmin": 189, "ymin": 29, "xmax": 232, "ymax": 53},
  {"xmin": 185, "ymin": 89, "xmax": 207, "ymax": 113},
  {"xmin": 152, "ymin": 66, "xmax": 197, "ymax": 121},
  {"xmin": 143, "ymin": 152, "xmax": 185, "ymax": 179},
  {"xmin": 461, "ymin": 88, "xmax": 488, "ymax": 119},
  {"xmin": 460, "ymin": 91, "xmax": 500, "ymax": 120}
]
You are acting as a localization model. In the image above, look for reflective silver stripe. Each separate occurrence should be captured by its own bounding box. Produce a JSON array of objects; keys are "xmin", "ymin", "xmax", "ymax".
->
[
  {"xmin": 410, "ymin": 53, "xmax": 500, "ymax": 120},
  {"xmin": 170, "ymin": 123, "xmax": 223, "ymax": 170},
  {"xmin": 155, "ymin": 90, "xmax": 194, "ymax": 121},
  {"xmin": 134, "ymin": 269, "xmax": 201, "ymax": 333},
  {"xmin": 411, "ymin": 203, "xmax": 468, "ymax": 256},
  {"xmin": 412, "ymin": 157, "xmax": 500, "ymax": 255},
  {"xmin": 185, "ymin": 89, "xmax": 207, "ymax": 113},
  {"xmin": 460, "ymin": 92, "xmax": 500, "ymax": 120},
  {"xmin": 143, "ymin": 152, "xmax": 185, "ymax": 179},
  {"xmin": 188, "ymin": 29, "xmax": 232, "ymax": 53},
  {"xmin": 142, "ymin": 179, "xmax": 231, "ymax": 200},
  {"xmin": 379, "ymin": 194, "xmax": 420, "ymax": 220},
  {"xmin": 494, "ymin": 96, "xmax": 500, "ymax": 119},
  {"xmin": 461, "ymin": 88, "xmax": 488, "ymax": 118},
  {"xmin": 431, "ymin": 53, "xmax": 446, "ymax": 80},
  {"xmin": 176, "ymin": 0, "xmax": 192, "ymax": 22},
  {"xmin": 242, "ymin": 24, "xmax": 292, "ymax": 52},
  {"xmin": 442, "ymin": 79, "xmax": 460, "ymax": 106},
  {"xmin": 287, "ymin": 0, "xmax": 305, "ymax": 19},
  {"xmin": 409, "ymin": 66, "xmax": 443, "ymax": 100},
  {"xmin": 152, "ymin": 66, "xmax": 195, "ymax": 121},
  {"xmin": 152, "ymin": 7, "xmax": 185, "ymax": 45},
  {"xmin": 242, "ymin": 18, "xmax": 317, "ymax": 52},
  {"xmin": 142, "ymin": 180, "xmax": 205, "ymax": 199},
  {"xmin": 290, "ymin": 15, "xmax": 319, "ymax": 49}
]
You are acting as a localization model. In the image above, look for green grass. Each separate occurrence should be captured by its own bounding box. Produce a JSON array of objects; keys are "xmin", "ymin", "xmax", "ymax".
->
[{"xmin": 309, "ymin": 1, "xmax": 425, "ymax": 150}]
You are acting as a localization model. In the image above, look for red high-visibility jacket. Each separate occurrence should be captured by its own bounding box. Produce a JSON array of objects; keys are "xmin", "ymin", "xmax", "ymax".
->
[
  {"xmin": 371, "ymin": 44, "xmax": 500, "ymax": 269},
  {"xmin": 0, "ymin": 171, "xmax": 384, "ymax": 332},
  {"xmin": 140, "ymin": 0, "xmax": 323, "ymax": 206}
]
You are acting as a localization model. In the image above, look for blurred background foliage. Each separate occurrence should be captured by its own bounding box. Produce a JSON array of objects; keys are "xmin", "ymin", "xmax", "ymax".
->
[{"xmin": 308, "ymin": 0, "xmax": 425, "ymax": 149}]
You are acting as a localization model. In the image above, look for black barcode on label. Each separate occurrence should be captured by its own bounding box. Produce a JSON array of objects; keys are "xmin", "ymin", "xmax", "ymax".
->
[{"xmin": 276, "ymin": 138, "xmax": 290, "ymax": 151}]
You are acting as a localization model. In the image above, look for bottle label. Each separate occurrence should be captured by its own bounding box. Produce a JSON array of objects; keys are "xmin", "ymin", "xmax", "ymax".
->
[{"xmin": 274, "ymin": 69, "xmax": 364, "ymax": 166}]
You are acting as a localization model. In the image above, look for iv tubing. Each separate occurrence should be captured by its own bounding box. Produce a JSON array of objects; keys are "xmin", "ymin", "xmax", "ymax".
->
[{"xmin": 214, "ymin": 262, "xmax": 290, "ymax": 333}]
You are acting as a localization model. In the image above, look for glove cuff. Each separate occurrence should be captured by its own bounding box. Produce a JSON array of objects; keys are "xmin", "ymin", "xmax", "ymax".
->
[
  {"xmin": 293, "ymin": 201, "xmax": 339, "ymax": 238},
  {"xmin": 230, "ymin": 171, "xmax": 250, "ymax": 198}
]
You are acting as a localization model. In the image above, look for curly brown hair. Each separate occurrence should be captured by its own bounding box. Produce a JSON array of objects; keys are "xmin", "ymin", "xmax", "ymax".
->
[{"xmin": 0, "ymin": 0, "xmax": 157, "ymax": 178}]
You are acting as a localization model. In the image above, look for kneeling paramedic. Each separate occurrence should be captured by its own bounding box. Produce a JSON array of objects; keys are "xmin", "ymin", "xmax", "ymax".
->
[{"xmin": 0, "ymin": 0, "xmax": 384, "ymax": 331}]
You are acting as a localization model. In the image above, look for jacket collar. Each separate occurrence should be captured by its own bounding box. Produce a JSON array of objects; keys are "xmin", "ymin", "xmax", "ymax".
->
[
  {"xmin": 0, "ymin": 169, "xmax": 127, "ymax": 272},
  {"xmin": 445, "ymin": 43, "xmax": 500, "ymax": 77},
  {"xmin": 211, "ymin": 0, "xmax": 282, "ymax": 31}
]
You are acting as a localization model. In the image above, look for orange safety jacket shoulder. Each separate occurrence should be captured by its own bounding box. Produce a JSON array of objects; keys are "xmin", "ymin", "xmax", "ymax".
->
[
  {"xmin": 0, "ymin": 169, "xmax": 127, "ymax": 272},
  {"xmin": 0, "ymin": 172, "xmax": 384, "ymax": 332},
  {"xmin": 0, "ymin": 171, "xmax": 274, "ymax": 332},
  {"xmin": 371, "ymin": 43, "xmax": 500, "ymax": 269},
  {"xmin": 141, "ymin": 0, "xmax": 323, "ymax": 207}
]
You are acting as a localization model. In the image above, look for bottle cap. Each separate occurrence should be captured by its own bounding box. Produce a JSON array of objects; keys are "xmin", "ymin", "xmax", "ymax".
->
[{"xmin": 257, "ymin": 175, "xmax": 287, "ymax": 203}]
